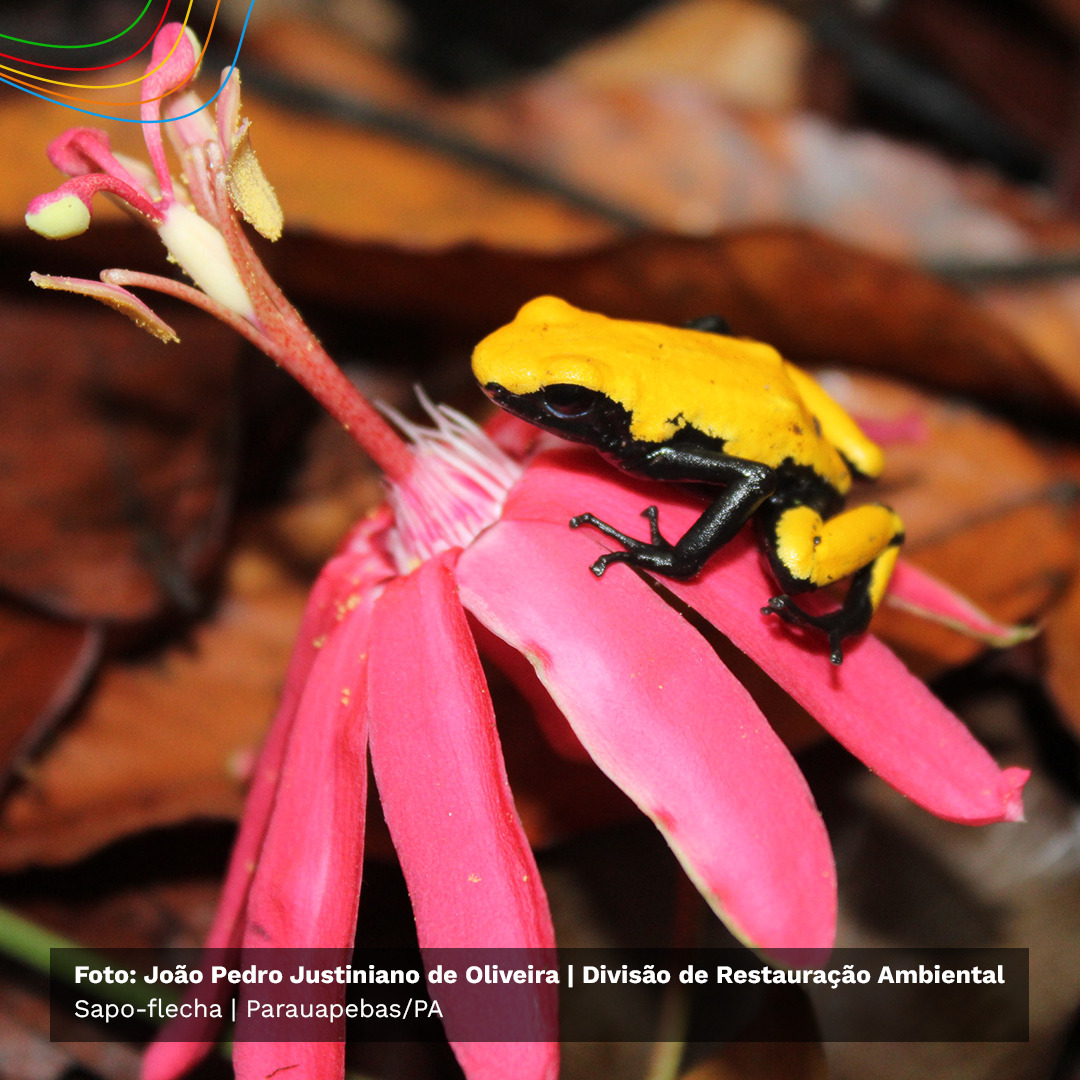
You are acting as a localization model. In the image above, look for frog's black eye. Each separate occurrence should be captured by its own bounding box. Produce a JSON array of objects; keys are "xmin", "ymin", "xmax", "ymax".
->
[{"xmin": 542, "ymin": 384, "xmax": 597, "ymax": 420}]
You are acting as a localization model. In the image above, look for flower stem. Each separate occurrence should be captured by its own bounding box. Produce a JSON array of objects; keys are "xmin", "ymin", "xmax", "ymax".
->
[
  {"xmin": 205, "ymin": 163, "xmax": 418, "ymax": 483},
  {"xmin": 0, "ymin": 902, "xmax": 169, "ymax": 1011},
  {"xmin": 0, "ymin": 902, "xmax": 72, "ymax": 975},
  {"xmin": 273, "ymin": 324, "xmax": 417, "ymax": 483}
]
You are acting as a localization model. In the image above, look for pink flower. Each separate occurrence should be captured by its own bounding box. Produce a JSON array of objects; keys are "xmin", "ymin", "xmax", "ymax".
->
[
  {"xmin": 136, "ymin": 405, "xmax": 1026, "ymax": 1080},
  {"xmin": 26, "ymin": 22, "xmax": 1030, "ymax": 1080}
]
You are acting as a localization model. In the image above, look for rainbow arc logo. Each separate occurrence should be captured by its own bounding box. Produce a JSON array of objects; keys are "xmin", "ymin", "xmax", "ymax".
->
[{"xmin": 0, "ymin": 1, "xmax": 255, "ymax": 122}]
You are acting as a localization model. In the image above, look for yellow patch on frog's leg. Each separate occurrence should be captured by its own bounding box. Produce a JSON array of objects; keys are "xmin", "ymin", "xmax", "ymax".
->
[
  {"xmin": 773, "ymin": 503, "xmax": 903, "ymax": 596},
  {"xmin": 866, "ymin": 538, "xmax": 902, "ymax": 612},
  {"xmin": 764, "ymin": 502, "xmax": 904, "ymax": 663}
]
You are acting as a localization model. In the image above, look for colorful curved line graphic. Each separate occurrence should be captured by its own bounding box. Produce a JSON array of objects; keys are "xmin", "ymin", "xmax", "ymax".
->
[
  {"xmin": 0, "ymin": 0, "xmax": 257, "ymax": 123},
  {"xmin": 0, "ymin": 3, "xmax": 168, "ymax": 72},
  {"xmin": 0, "ymin": 1, "xmax": 154, "ymax": 47}
]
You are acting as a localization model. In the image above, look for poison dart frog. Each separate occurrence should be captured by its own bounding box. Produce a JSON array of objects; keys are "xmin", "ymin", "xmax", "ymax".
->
[{"xmin": 472, "ymin": 296, "xmax": 904, "ymax": 664}]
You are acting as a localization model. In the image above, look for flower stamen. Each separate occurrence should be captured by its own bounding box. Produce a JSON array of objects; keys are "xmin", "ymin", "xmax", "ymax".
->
[{"xmin": 382, "ymin": 393, "xmax": 523, "ymax": 572}]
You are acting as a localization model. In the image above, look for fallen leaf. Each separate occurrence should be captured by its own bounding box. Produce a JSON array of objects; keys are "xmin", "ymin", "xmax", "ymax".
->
[
  {"xmin": 823, "ymin": 371, "xmax": 1080, "ymax": 674},
  {"xmin": 881, "ymin": 0, "xmax": 1074, "ymax": 160},
  {"xmin": 0, "ymin": 294, "xmax": 239, "ymax": 622},
  {"xmin": 1044, "ymin": 563, "xmax": 1080, "ymax": 739},
  {"xmin": 563, "ymin": 0, "xmax": 811, "ymax": 113},
  {"xmin": 0, "ymin": 547, "xmax": 309, "ymax": 871},
  {"xmin": 265, "ymin": 226, "xmax": 1075, "ymax": 413},
  {"xmin": 976, "ymin": 281, "xmax": 1080, "ymax": 406},
  {"xmin": 0, "ymin": 603, "xmax": 101, "ymax": 781}
]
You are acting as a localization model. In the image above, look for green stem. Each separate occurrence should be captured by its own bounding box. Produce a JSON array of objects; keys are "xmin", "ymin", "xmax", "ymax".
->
[
  {"xmin": 0, "ymin": 902, "xmax": 75, "ymax": 974},
  {"xmin": 0, "ymin": 902, "xmax": 173, "ymax": 1010}
]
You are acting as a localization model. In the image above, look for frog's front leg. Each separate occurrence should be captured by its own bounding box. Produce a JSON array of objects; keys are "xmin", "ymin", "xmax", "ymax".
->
[{"xmin": 570, "ymin": 446, "xmax": 776, "ymax": 578}]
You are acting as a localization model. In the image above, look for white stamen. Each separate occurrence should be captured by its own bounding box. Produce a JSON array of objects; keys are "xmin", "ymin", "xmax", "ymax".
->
[{"xmin": 381, "ymin": 391, "xmax": 523, "ymax": 573}]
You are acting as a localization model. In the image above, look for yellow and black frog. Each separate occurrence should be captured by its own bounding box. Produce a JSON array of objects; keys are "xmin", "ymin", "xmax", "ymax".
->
[{"xmin": 472, "ymin": 296, "xmax": 904, "ymax": 664}]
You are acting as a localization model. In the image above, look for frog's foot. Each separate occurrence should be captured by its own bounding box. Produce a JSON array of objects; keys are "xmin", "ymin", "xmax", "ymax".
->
[
  {"xmin": 761, "ymin": 593, "xmax": 872, "ymax": 665},
  {"xmin": 570, "ymin": 505, "xmax": 678, "ymax": 577}
]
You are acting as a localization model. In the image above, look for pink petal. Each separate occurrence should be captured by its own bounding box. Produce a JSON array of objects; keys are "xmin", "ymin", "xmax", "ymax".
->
[
  {"xmin": 143, "ymin": 537, "xmax": 393, "ymax": 1080},
  {"xmin": 457, "ymin": 518, "xmax": 837, "ymax": 950},
  {"xmin": 472, "ymin": 618, "xmax": 590, "ymax": 762},
  {"xmin": 214, "ymin": 523, "xmax": 394, "ymax": 952},
  {"xmin": 508, "ymin": 450, "xmax": 1027, "ymax": 826},
  {"xmin": 46, "ymin": 127, "xmax": 144, "ymax": 187},
  {"xmin": 366, "ymin": 551, "xmax": 558, "ymax": 1080},
  {"xmin": 234, "ymin": 1043, "xmax": 340, "ymax": 1080},
  {"xmin": 240, "ymin": 596, "xmax": 372, "ymax": 946},
  {"xmin": 853, "ymin": 410, "xmax": 929, "ymax": 446},
  {"xmin": 674, "ymin": 557, "xmax": 1029, "ymax": 826},
  {"xmin": 231, "ymin": 583, "xmax": 375, "ymax": 1080},
  {"xmin": 886, "ymin": 558, "xmax": 1038, "ymax": 647}
]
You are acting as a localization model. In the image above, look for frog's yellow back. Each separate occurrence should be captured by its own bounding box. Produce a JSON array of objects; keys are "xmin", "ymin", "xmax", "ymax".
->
[{"xmin": 473, "ymin": 296, "xmax": 881, "ymax": 489}]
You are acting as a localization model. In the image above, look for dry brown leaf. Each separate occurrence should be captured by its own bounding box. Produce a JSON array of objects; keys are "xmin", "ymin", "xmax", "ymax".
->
[
  {"xmin": 1040, "ymin": 0, "xmax": 1080, "ymax": 37},
  {"xmin": 4, "ymin": 6, "xmax": 1073, "ymax": 271},
  {"xmin": 0, "ymin": 296, "xmax": 239, "ymax": 622},
  {"xmin": 260, "ymin": 413, "xmax": 385, "ymax": 571},
  {"xmin": 0, "ymin": 603, "xmax": 101, "ymax": 780},
  {"xmin": 268, "ymin": 226, "xmax": 1073, "ymax": 413},
  {"xmin": 1044, "ymin": 564, "xmax": 1080, "ymax": 739},
  {"xmin": 0, "ymin": 547, "xmax": 309, "ymax": 871},
  {"xmin": 563, "ymin": 0, "xmax": 810, "ymax": 112},
  {"xmin": 881, "ymin": 0, "xmax": 1074, "ymax": 158},
  {"xmin": 976, "ymin": 282, "xmax": 1080, "ymax": 405},
  {"xmin": 824, "ymin": 372, "xmax": 1080, "ymax": 674},
  {"xmin": 210, "ymin": 13, "xmax": 1063, "ymax": 255},
  {"xmin": 248, "ymin": 16, "xmax": 1019, "ymax": 240}
]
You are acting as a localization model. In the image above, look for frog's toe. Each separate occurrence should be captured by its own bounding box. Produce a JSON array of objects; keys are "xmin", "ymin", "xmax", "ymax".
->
[
  {"xmin": 589, "ymin": 550, "xmax": 630, "ymax": 576},
  {"xmin": 762, "ymin": 595, "xmax": 866, "ymax": 664},
  {"xmin": 570, "ymin": 511, "xmax": 637, "ymax": 548},
  {"xmin": 761, "ymin": 594, "xmax": 807, "ymax": 625}
]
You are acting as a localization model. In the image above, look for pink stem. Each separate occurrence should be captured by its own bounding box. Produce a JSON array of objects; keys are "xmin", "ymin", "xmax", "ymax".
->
[
  {"xmin": 47, "ymin": 173, "xmax": 163, "ymax": 223},
  {"xmin": 207, "ymin": 164, "xmax": 416, "ymax": 482}
]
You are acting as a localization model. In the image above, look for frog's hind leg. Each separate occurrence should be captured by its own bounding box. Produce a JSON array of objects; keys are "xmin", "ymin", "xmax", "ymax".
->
[{"xmin": 760, "ymin": 502, "xmax": 904, "ymax": 664}]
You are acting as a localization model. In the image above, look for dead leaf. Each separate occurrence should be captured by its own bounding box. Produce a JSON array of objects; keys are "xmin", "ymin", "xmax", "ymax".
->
[
  {"xmin": 824, "ymin": 371, "xmax": 1080, "ymax": 674},
  {"xmin": 1044, "ymin": 564, "xmax": 1080, "ymax": 739},
  {"xmin": 563, "ymin": 0, "xmax": 811, "ymax": 113},
  {"xmin": 976, "ymin": 281, "xmax": 1080, "ymax": 405},
  {"xmin": 143, "ymin": 11, "xmax": 1057, "ymax": 257},
  {"xmin": 0, "ymin": 295, "xmax": 239, "ymax": 622},
  {"xmin": 0, "ymin": 547, "xmax": 309, "ymax": 871},
  {"xmin": 266, "ymin": 225, "xmax": 1075, "ymax": 413},
  {"xmin": 260, "ymin": 412, "xmax": 385, "ymax": 571},
  {"xmin": 0, "ymin": 603, "xmax": 101, "ymax": 781},
  {"xmin": 881, "ymin": 0, "xmax": 1074, "ymax": 159}
]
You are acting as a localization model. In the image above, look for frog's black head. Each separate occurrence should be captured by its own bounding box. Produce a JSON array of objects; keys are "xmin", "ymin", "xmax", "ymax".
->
[{"xmin": 483, "ymin": 381, "xmax": 632, "ymax": 453}]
